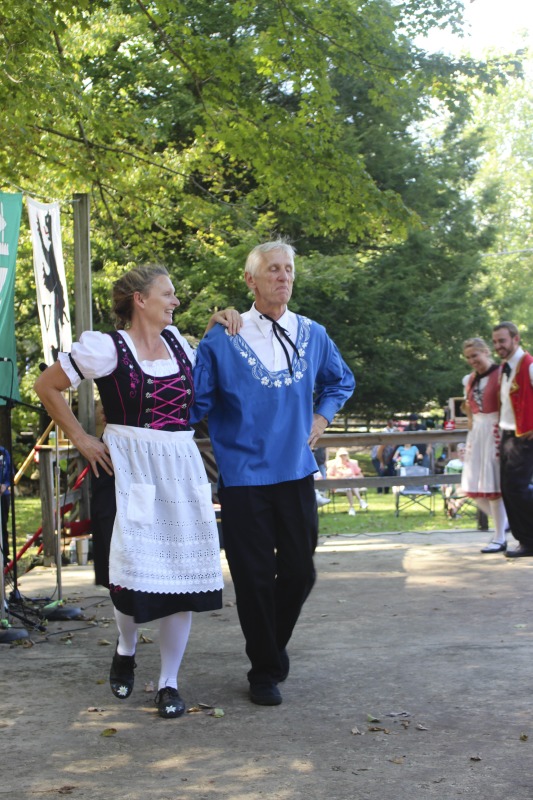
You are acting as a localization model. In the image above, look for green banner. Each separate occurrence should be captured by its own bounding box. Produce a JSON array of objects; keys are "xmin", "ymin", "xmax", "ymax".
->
[{"xmin": 0, "ymin": 192, "xmax": 22, "ymax": 404}]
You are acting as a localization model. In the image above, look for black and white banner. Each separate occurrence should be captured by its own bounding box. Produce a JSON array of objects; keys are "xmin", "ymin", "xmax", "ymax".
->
[{"xmin": 27, "ymin": 198, "xmax": 72, "ymax": 365}]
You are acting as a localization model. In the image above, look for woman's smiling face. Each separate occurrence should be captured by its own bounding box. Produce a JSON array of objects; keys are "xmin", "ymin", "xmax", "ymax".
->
[{"xmin": 138, "ymin": 274, "xmax": 180, "ymax": 327}]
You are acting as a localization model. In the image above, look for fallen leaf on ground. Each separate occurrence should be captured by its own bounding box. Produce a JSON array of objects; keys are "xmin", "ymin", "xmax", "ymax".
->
[
  {"xmin": 209, "ymin": 708, "xmax": 225, "ymax": 718},
  {"xmin": 470, "ymin": 755, "xmax": 482, "ymax": 761},
  {"xmin": 187, "ymin": 705, "xmax": 203, "ymax": 713},
  {"xmin": 416, "ymin": 723, "xmax": 428, "ymax": 731},
  {"xmin": 351, "ymin": 727, "xmax": 362, "ymax": 735},
  {"xmin": 520, "ymin": 733, "xmax": 528, "ymax": 741},
  {"xmin": 367, "ymin": 714, "xmax": 380, "ymax": 722},
  {"xmin": 101, "ymin": 728, "xmax": 117, "ymax": 737},
  {"xmin": 87, "ymin": 707, "xmax": 105, "ymax": 713},
  {"xmin": 98, "ymin": 639, "xmax": 113, "ymax": 646},
  {"xmin": 390, "ymin": 757, "xmax": 404, "ymax": 765},
  {"xmin": 368, "ymin": 726, "xmax": 390, "ymax": 734},
  {"xmin": 144, "ymin": 680, "xmax": 155, "ymax": 693},
  {"xmin": 139, "ymin": 633, "xmax": 153, "ymax": 643}
]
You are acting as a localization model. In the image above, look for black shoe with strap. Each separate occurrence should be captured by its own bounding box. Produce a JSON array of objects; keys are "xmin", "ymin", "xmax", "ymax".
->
[
  {"xmin": 154, "ymin": 687, "xmax": 186, "ymax": 718},
  {"xmin": 109, "ymin": 648, "xmax": 136, "ymax": 699},
  {"xmin": 481, "ymin": 541, "xmax": 507, "ymax": 554}
]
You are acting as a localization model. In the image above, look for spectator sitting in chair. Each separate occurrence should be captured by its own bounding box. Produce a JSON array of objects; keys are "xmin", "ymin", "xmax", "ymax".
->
[
  {"xmin": 327, "ymin": 448, "xmax": 368, "ymax": 516},
  {"xmin": 393, "ymin": 443, "xmax": 421, "ymax": 469},
  {"xmin": 442, "ymin": 443, "xmax": 470, "ymax": 519},
  {"xmin": 406, "ymin": 413, "xmax": 432, "ymax": 468},
  {"xmin": 371, "ymin": 419, "xmax": 397, "ymax": 494}
]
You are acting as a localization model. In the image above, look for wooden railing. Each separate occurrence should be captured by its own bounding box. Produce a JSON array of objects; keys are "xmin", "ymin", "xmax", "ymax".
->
[
  {"xmin": 36, "ymin": 429, "xmax": 468, "ymax": 566},
  {"xmin": 196, "ymin": 428, "xmax": 469, "ymax": 490}
]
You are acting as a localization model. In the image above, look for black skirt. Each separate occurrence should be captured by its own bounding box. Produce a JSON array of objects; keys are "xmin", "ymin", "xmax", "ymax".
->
[{"xmin": 109, "ymin": 585, "xmax": 222, "ymax": 623}]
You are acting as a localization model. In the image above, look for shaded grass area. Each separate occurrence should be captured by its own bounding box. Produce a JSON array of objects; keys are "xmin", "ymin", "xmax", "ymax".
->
[
  {"xmin": 317, "ymin": 489, "xmax": 480, "ymax": 537},
  {"xmin": 12, "ymin": 497, "xmax": 42, "ymax": 548}
]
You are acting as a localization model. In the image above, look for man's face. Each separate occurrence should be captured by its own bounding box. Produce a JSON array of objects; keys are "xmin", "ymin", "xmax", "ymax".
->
[
  {"xmin": 245, "ymin": 248, "xmax": 294, "ymax": 312},
  {"xmin": 492, "ymin": 328, "xmax": 520, "ymax": 362}
]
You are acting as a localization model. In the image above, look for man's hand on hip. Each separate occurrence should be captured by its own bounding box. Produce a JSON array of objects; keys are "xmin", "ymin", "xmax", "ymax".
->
[{"xmin": 308, "ymin": 414, "xmax": 328, "ymax": 448}]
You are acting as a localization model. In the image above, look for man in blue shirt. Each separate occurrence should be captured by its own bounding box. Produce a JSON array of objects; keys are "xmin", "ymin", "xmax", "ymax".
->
[
  {"xmin": 192, "ymin": 240, "xmax": 355, "ymax": 706},
  {"xmin": 0, "ymin": 445, "xmax": 11, "ymax": 565}
]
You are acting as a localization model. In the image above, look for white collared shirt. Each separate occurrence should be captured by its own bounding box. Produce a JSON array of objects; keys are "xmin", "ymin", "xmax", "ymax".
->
[
  {"xmin": 499, "ymin": 346, "xmax": 533, "ymax": 430},
  {"xmin": 240, "ymin": 303, "xmax": 299, "ymax": 372}
]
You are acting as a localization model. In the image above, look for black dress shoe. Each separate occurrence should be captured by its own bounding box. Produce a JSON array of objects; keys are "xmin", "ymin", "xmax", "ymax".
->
[
  {"xmin": 109, "ymin": 648, "xmax": 136, "ymax": 699},
  {"xmin": 249, "ymin": 682, "xmax": 282, "ymax": 706},
  {"xmin": 505, "ymin": 544, "xmax": 533, "ymax": 559}
]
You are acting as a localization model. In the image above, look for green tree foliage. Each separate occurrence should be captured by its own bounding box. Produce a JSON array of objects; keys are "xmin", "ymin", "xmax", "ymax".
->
[
  {"xmin": 465, "ymin": 55, "xmax": 533, "ymax": 340},
  {"xmin": 0, "ymin": 0, "xmax": 523, "ymax": 424}
]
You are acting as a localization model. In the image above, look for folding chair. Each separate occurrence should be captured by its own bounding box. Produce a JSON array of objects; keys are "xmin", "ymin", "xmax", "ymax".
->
[{"xmin": 394, "ymin": 465, "xmax": 435, "ymax": 516}]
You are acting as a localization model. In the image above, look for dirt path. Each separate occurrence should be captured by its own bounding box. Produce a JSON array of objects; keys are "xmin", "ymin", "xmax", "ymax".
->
[{"xmin": 2, "ymin": 529, "xmax": 532, "ymax": 799}]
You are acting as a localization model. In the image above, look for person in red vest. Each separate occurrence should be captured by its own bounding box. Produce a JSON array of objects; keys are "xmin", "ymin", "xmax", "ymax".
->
[
  {"xmin": 492, "ymin": 322, "xmax": 533, "ymax": 558},
  {"xmin": 461, "ymin": 338, "xmax": 507, "ymax": 553}
]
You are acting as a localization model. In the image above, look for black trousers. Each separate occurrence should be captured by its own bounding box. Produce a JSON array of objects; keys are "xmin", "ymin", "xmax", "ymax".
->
[
  {"xmin": 500, "ymin": 430, "xmax": 533, "ymax": 547},
  {"xmin": 219, "ymin": 475, "xmax": 318, "ymax": 685}
]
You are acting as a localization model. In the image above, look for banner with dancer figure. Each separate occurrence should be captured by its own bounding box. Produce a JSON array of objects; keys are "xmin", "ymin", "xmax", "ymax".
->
[
  {"xmin": 27, "ymin": 198, "xmax": 72, "ymax": 366},
  {"xmin": 0, "ymin": 192, "xmax": 23, "ymax": 404}
]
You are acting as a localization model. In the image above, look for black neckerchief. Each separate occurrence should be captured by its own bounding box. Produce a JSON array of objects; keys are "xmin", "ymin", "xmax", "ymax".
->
[
  {"xmin": 259, "ymin": 312, "xmax": 299, "ymax": 376},
  {"xmin": 472, "ymin": 362, "xmax": 499, "ymax": 385}
]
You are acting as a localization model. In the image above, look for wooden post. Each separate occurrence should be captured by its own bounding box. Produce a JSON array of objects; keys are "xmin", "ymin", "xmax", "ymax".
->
[
  {"xmin": 72, "ymin": 193, "xmax": 93, "ymax": 522},
  {"xmin": 38, "ymin": 448, "xmax": 56, "ymax": 566}
]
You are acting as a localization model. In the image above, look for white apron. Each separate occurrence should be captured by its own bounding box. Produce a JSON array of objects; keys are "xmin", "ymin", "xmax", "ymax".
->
[{"xmin": 103, "ymin": 424, "xmax": 223, "ymax": 594}]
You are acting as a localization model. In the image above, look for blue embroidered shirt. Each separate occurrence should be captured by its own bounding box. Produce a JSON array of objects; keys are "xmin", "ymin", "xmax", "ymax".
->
[{"xmin": 191, "ymin": 313, "xmax": 355, "ymax": 487}]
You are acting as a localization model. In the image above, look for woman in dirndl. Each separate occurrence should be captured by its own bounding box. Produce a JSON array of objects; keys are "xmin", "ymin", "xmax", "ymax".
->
[
  {"xmin": 461, "ymin": 337, "xmax": 508, "ymax": 554},
  {"xmin": 35, "ymin": 265, "xmax": 241, "ymax": 719}
]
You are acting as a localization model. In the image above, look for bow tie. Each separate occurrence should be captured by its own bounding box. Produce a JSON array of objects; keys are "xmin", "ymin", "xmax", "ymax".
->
[
  {"xmin": 260, "ymin": 313, "xmax": 299, "ymax": 375},
  {"xmin": 502, "ymin": 362, "xmax": 511, "ymax": 378}
]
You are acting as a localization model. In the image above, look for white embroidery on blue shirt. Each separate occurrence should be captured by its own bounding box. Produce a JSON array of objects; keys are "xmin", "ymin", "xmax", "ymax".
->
[{"xmin": 226, "ymin": 317, "xmax": 311, "ymax": 388}]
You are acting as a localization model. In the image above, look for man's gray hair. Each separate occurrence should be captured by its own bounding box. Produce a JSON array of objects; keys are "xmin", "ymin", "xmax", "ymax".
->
[{"xmin": 245, "ymin": 240, "xmax": 296, "ymax": 278}]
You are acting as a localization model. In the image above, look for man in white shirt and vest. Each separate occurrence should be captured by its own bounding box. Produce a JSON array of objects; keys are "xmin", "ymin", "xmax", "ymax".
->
[
  {"xmin": 192, "ymin": 240, "xmax": 355, "ymax": 705},
  {"xmin": 492, "ymin": 321, "xmax": 533, "ymax": 558}
]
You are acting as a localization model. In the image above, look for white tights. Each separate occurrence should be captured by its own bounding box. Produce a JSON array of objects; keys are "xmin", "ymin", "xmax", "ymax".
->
[
  {"xmin": 114, "ymin": 608, "xmax": 192, "ymax": 690},
  {"xmin": 475, "ymin": 497, "xmax": 508, "ymax": 545}
]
